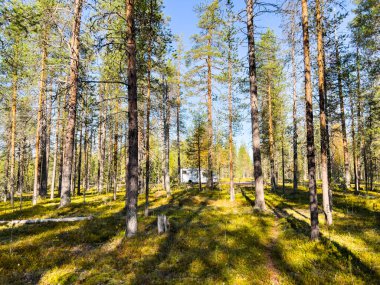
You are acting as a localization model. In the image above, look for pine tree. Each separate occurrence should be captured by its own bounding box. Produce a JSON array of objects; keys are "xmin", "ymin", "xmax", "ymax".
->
[
  {"xmin": 246, "ymin": 0, "xmax": 265, "ymax": 211},
  {"xmin": 60, "ymin": 0, "xmax": 84, "ymax": 207},
  {"xmin": 187, "ymin": 0, "xmax": 223, "ymax": 189}
]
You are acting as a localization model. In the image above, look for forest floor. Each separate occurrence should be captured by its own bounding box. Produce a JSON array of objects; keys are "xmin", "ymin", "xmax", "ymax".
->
[{"xmin": 0, "ymin": 184, "xmax": 379, "ymax": 284}]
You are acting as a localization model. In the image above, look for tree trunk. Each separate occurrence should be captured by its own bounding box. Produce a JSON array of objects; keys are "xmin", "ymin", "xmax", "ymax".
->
[
  {"xmin": 17, "ymin": 136, "xmax": 26, "ymax": 210},
  {"xmin": 246, "ymin": 0, "xmax": 265, "ymax": 211},
  {"xmin": 46, "ymin": 83, "xmax": 53, "ymax": 191},
  {"xmin": 356, "ymin": 48, "xmax": 365, "ymax": 188},
  {"xmin": 60, "ymin": 0, "xmax": 84, "ymax": 207},
  {"xmin": 176, "ymin": 51, "xmax": 181, "ymax": 185},
  {"xmin": 335, "ymin": 32, "xmax": 350, "ymax": 191},
  {"xmin": 290, "ymin": 6, "xmax": 298, "ymax": 193},
  {"xmin": 301, "ymin": 0, "xmax": 319, "ymax": 240},
  {"xmin": 71, "ymin": 130, "xmax": 77, "ymax": 196},
  {"xmin": 145, "ymin": 48, "xmax": 152, "ymax": 217},
  {"xmin": 3, "ymin": 135, "xmax": 10, "ymax": 201},
  {"xmin": 83, "ymin": 116, "xmax": 89, "ymax": 203},
  {"xmin": 316, "ymin": 0, "xmax": 332, "ymax": 225},
  {"xmin": 197, "ymin": 124, "xmax": 202, "ymax": 192},
  {"xmin": 348, "ymin": 80, "xmax": 359, "ymax": 194},
  {"xmin": 268, "ymin": 75, "xmax": 276, "ymax": 192},
  {"xmin": 77, "ymin": 122, "xmax": 83, "ymax": 195},
  {"xmin": 113, "ymin": 97, "xmax": 119, "ymax": 201},
  {"xmin": 206, "ymin": 36, "xmax": 214, "ymax": 189},
  {"xmin": 125, "ymin": 0, "xmax": 139, "ymax": 238},
  {"xmin": 282, "ymin": 134, "xmax": 285, "ymax": 194},
  {"xmin": 32, "ymin": 27, "xmax": 48, "ymax": 205},
  {"xmin": 228, "ymin": 49, "xmax": 234, "ymax": 201},
  {"xmin": 9, "ymin": 72, "xmax": 18, "ymax": 208},
  {"xmin": 162, "ymin": 79, "xmax": 171, "ymax": 196}
]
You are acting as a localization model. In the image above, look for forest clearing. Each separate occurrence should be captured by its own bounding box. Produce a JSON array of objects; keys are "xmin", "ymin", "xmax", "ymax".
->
[
  {"xmin": 0, "ymin": 185, "xmax": 379, "ymax": 284},
  {"xmin": 0, "ymin": 0, "xmax": 379, "ymax": 283}
]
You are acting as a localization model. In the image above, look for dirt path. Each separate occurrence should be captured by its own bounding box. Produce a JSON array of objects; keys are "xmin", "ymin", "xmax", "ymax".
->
[{"xmin": 265, "ymin": 216, "xmax": 281, "ymax": 285}]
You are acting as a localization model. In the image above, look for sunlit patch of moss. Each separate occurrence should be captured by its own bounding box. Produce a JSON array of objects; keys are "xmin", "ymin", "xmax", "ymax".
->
[{"xmin": 39, "ymin": 265, "xmax": 77, "ymax": 285}]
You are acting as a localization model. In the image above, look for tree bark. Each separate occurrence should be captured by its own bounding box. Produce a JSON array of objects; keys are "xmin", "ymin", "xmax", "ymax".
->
[
  {"xmin": 206, "ymin": 35, "xmax": 214, "ymax": 189},
  {"xmin": 60, "ymin": 0, "xmax": 84, "ymax": 207},
  {"xmin": 335, "ymin": 32, "xmax": 350, "ymax": 191},
  {"xmin": 145, "ymin": 48, "xmax": 152, "ymax": 217},
  {"xmin": 316, "ymin": 0, "xmax": 332, "ymax": 225},
  {"xmin": 348, "ymin": 80, "xmax": 359, "ymax": 194},
  {"xmin": 9, "ymin": 72, "xmax": 18, "ymax": 208},
  {"xmin": 290, "ymin": 5, "xmax": 298, "ymax": 193},
  {"xmin": 113, "ymin": 97, "xmax": 119, "ymax": 201},
  {"xmin": 301, "ymin": 0, "xmax": 319, "ymax": 239},
  {"xmin": 268, "ymin": 75, "xmax": 276, "ymax": 192},
  {"xmin": 125, "ymin": 0, "xmax": 139, "ymax": 238},
  {"xmin": 97, "ymin": 84, "xmax": 106, "ymax": 193},
  {"xmin": 0, "ymin": 216, "xmax": 93, "ymax": 226},
  {"xmin": 33, "ymin": 25, "xmax": 49, "ymax": 205},
  {"xmin": 163, "ymin": 80, "xmax": 171, "ymax": 197},
  {"xmin": 176, "ymin": 51, "xmax": 181, "ymax": 185},
  {"xmin": 246, "ymin": 0, "xmax": 265, "ymax": 211},
  {"xmin": 228, "ymin": 48, "xmax": 234, "ymax": 201}
]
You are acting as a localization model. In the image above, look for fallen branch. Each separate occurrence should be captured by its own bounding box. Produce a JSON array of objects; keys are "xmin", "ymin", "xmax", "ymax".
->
[{"xmin": 0, "ymin": 215, "xmax": 94, "ymax": 226}]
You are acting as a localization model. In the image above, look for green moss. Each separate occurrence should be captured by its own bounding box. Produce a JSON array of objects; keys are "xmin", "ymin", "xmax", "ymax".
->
[{"xmin": 0, "ymin": 185, "xmax": 378, "ymax": 284}]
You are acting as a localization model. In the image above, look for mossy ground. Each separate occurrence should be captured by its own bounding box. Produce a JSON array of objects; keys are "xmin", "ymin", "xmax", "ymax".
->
[{"xmin": 0, "ymin": 184, "xmax": 379, "ymax": 284}]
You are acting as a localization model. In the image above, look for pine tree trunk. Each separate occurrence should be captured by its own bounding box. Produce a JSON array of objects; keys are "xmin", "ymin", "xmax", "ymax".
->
[
  {"xmin": 33, "ymin": 30, "xmax": 48, "ymax": 205},
  {"xmin": 228, "ymin": 50, "xmax": 234, "ymax": 201},
  {"xmin": 39, "ymin": 99, "xmax": 48, "ymax": 198},
  {"xmin": 46, "ymin": 85, "xmax": 53, "ymax": 191},
  {"xmin": 3, "ymin": 125, "xmax": 10, "ymax": 201},
  {"xmin": 356, "ymin": 48, "xmax": 364, "ymax": 187},
  {"xmin": 176, "ymin": 55, "xmax": 181, "ymax": 185},
  {"xmin": 163, "ymin": 81, "xmax": 171, "ymax": 197},
  {"xmin": 71, "ymin": 130, "xmax": 77, "ymax": 196},
  {"xmin": 98, "ymin": 84, "xmax": 107, "ymax": 193},
  {"xmin": 9, "ymin": 72, "xmax": 18, "ymax": 208},
  {"xmin": 125, "ymin": 0, "xmax": 139, "ymax": 238},
  {"xmin": 268, "ymin": 76, "xmax": 276, "ymax": 192},
  {"xmin": 206, "ymin": 36, "xmax": 214, "ymax": 189},
  {"xmin": 316, "ymin": 0, "xmax": 332, "ymax": 225},
  {"xmin": 77, "ymin": 122, "xmax": 83, "ymax": 195},
  {"xmin": 348, "ymin": 81, "xmax": 359, "ymax": 194},
  {"xmin": 145, "ymin": 48, "xmax": 151, "ymax": 217},
  {"xmin": 83, "ymin": 117, "xmax": 89, "ymax": 202},
  {"xmin": 197, "ymin": 126, "xmax": 202, "ymax": 192},
  {"xmin": 246, "ymin": 0, "xmax": 265, "ymax": 211},
  {"xmin": 335, "ymin": 33, "xmax": 350, "ymax": 191},
  {"xmin": 301, "ymin": 0, "xmax": 319, "ymax": 240},
  {"xmin": 113, "ymin": 98, "xmax": 119, "ymax": 201},
  {"xmin": 290, "ymin": 7, "xmax": 298, "ymax": 193},
  {"xmin": 282, "ymin": 134, "xmax": 285, "ymax": 193},
  {"xmin": 60, "ymin": 0, "xmax": 84, "ymax": 207}
]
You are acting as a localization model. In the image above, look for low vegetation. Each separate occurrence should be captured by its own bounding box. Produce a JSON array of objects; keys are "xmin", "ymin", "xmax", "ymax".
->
[{"xmin": 1, "ymin": 185, "xmax": 378, "ymax": 284}]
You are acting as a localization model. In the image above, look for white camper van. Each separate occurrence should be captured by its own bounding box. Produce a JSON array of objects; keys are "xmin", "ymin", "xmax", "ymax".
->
[{"xmin": 180, "ymin": 168, "xmax": 218, "ymax": 184}]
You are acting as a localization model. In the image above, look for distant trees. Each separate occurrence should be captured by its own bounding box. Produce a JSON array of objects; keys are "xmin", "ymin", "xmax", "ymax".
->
[
  {"xmin": 185, "ymin": 114, "xmax": 208, "ymax": 191},
  {"xmin": 187, "ymin": 0, "xmax": 223, "ymax": 189},
  {"xmin": 256, "ymin": 29, "xmax": 286, "ymax": 193}
]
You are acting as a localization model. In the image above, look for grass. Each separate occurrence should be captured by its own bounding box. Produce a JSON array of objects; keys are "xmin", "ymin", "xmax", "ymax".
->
[{"xmin": 0, "ymin": 184, "xmax": 379, "ymax": 284}]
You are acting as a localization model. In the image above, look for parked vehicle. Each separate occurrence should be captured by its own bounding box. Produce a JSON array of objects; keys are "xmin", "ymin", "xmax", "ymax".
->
[{"xmin": 180, "ymin": 168, "xmax": 218, "ymax": 184}]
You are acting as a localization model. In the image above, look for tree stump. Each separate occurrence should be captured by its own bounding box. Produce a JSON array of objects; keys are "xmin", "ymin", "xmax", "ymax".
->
[{"xmin": 157, "ymin": 215, "xmax": 169, "ymax": 234}]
